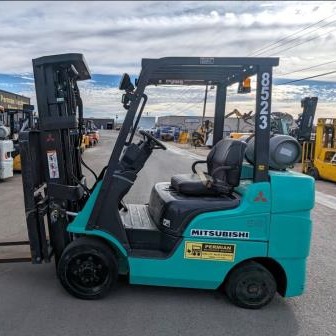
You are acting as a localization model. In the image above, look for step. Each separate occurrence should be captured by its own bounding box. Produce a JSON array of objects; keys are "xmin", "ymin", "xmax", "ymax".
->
[
  {"xmin": 121, "ymin": 204, "xmax": 158, "ymax": 231},
  {"xmin": 120, "ymin": 204, "xmax": 179, "ymax": 252},
  {"xmin": 121, "ymin": 204, "xmax": 161, "ymax": 250},
  {"xmin": 128, "ymin": 248, "xmax": 169, "ymax": 259}
]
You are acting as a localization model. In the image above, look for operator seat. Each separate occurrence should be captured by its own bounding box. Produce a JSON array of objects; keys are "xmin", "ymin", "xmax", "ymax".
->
[
  {"xmin": 148, "ymin": 139, "xmax": 247, "ymax": 236},
  {"xmin": 171, "ymin": 139, "xmax": 247, "ymax": 196}
]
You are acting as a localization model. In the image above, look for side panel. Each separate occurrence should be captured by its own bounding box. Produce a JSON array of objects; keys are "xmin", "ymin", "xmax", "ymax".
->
[
  {"xmin": 67, "ymin": 182, "xmax": 128, "ymax": 258},
  {"xmin": 185, "ymin": 212, "xmax": 269, "ymax": 242},
  {"xmin": 268, "ymin": 212, "xmax": 312, "ymax": 297},
  {"xmin": 128, "ymin": 180, "xmax": 270, "ymax": 289},
  {"xmin": 270, "ymin": 171, "xmax": 315, "ymax": 213},
  {"xmin": 276, "ymin": 258, "xmax": 307, "ymax": 297},
  {"xmin": 129, "ymin": 239, "xmax": 268, "ymax": 289},
  {"xmin": 184, "ymin": 181, "xmax": 271, "ymax": 242},
  {"xmin": 269, "ymin": 171, "xmax": 314, "ymax": 297},
  {"xmin": 269, "ymin": 212, "xmax": 312, "ymax": 259}
]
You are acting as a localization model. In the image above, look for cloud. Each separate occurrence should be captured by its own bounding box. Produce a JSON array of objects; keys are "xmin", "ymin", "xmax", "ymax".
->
[
  {"xmin": 0, "ymin": 1, "xmax": 335, "ymax": 120},
  {"xmin": 0, "ymin": 1, "xmax": 335, "ymax": 75}
]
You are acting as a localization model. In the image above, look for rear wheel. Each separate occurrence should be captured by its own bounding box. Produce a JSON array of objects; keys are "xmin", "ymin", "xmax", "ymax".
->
[
  {"xmin": 224, "ymin": 261, "xmax": 276, "ymax": 309},
  {"xmin": 307, "ymin": 167, "xmax": 320, "ymax": 180},
  {"xmin": 57, "ymin": 237, "xmax": 118, "ymax": 300}
]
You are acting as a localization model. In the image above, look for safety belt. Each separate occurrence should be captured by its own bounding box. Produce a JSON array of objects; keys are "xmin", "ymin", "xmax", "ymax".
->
[{"xmin": 194, "ymin": 166, "xmax": 213, "ymax": 188}]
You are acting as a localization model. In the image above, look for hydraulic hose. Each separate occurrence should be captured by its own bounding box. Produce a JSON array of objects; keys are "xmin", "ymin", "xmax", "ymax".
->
[{"xmin": 74, "ymin": 82, "xmax": 98, "ymax": 182}]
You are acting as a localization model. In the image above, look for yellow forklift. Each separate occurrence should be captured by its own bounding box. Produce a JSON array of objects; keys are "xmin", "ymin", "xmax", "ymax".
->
[
  {"xmin": 191, "ymin": 77, "xmax": 252, "ymax": 148},
  {"xmin": 191, "ymin": 119, "xmax": 213, "ymax": 147},
  {"xmin": 302, "ymin": 118, "xmax": 336, "ymax": 182},
  {"xmin": 193, "ymin": 109, "xmax": 254, "ymax": 147}
]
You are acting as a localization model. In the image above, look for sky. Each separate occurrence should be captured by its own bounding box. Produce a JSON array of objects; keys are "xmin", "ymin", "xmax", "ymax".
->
[{"xmin": 0, "ymin": 1, "xmax": 336, "ymax": 120}]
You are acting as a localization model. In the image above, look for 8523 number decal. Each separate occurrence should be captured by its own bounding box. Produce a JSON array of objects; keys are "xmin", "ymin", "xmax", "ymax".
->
[{"xmin": 259, "ymin": 72, "xmax": 270, "ymax": 130}]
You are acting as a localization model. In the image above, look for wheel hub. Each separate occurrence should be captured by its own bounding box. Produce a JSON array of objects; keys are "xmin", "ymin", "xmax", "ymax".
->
[
  {"xmin": 247, "ymin": 283, "xmax": 261, "ymax": 296},
  {"xmin": 238, "ymin": 278, "xmax": 267, "ymax": 301},
  {"xmin": 68, "ymin": 254, "xmax": 107, "ymax": 288}
]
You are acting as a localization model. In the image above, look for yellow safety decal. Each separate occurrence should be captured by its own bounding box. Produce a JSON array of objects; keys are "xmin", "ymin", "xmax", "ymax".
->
[{"xmin": 184, "ymin": 242, "xmax": 236, "ymax": 262}]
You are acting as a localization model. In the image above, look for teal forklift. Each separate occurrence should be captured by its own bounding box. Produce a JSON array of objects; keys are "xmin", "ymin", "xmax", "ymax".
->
[{"xmin": 14, "ymin": 54, "xmax": 314, "ymax": 309}]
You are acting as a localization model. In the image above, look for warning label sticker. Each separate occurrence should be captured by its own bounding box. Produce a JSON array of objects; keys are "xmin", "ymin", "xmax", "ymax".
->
[
  {"xmin": 184, "ymin": 242, "xmax": 235, "ymax": 262},
  {"xmin": 46, "ymin": 150, "xmax": 60, "ymax": 179}
]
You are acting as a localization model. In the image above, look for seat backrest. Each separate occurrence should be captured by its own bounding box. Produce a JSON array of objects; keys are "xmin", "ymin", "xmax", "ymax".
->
[{"xmin": 206, "ymin": 139, "xmax": 247, "ymax": 187}]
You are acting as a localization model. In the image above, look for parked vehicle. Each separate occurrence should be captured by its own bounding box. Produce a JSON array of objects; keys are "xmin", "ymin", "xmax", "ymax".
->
[
  {"xmin": 159, "ymin": 126, "xmax": 175, "ymax": 141},
  {"xmin": 138, "ymin": 127, "xmax": 157, "ymax": 136},
  {"xmin": 302, "ymin": 118, "xmax": 336, "ymax": 182}
]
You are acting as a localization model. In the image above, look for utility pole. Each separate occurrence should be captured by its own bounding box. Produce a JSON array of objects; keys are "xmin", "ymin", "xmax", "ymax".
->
[{"xmin": 201, "ymin": 84, "xmax": 209, "ymax": 127}]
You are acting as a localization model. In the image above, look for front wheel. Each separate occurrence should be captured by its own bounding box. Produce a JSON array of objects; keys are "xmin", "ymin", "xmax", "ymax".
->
[
  {"xmin": 57, "ymin": 237, "xmax": 118, "ymax": 300},
  {"xmin": 224, "ymin": 261, "xmax": 276, "ymax": 309}
]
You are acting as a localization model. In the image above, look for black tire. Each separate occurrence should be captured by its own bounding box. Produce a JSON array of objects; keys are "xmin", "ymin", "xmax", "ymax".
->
[
  {"xmin": 224, "ymin": 261, "xmax": 276, "ymax": 309},
  {"xmin": 57, "ymin": 237, "xmax": 118, "ymax": 300},
  {"xmin": 192, "ymin": 139, "xmax": 202, "ymax": 147},
  {"xmin": 307, "ymin": 167, "xmax": 320, "ymax": 180}
]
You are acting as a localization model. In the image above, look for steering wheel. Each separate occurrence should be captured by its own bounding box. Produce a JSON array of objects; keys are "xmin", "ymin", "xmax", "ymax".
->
[{"xmin": 139, "ymin": 130, "xmax": 166, "ymax": 150}]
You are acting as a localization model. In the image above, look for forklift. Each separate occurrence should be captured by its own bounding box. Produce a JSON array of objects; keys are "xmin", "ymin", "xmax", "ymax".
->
[
  {"xmin": 289, "ymin": 97, "xmax": 318, "ymax": 144},
  {"xmin": 84, "ymin": 119, "xmax": 100, "ymax": 147},
  {"xmin": 191, "ymin": 119, "xmax": 213, "ymax": 147},
  {"xmin": 14, "ymin": 54, "xmax": 314, "ymax": 309},
  {"xmin": 227, "ymin": 97, "xmax": 318, "ymax": 142},
  {"xmin": 0, "ymin": 105, "xmax": 14, "ymax": 180},
  {"xmin": 205, "ymin": 109, "xmax": 255, "ymax": 146},
  {"xmin": 302, "ymin": 118, "xmax": 336, "ymax": 182},
  {"xmin": 5, "ymin": 104, "xmax": 35, "ymax": 172}
]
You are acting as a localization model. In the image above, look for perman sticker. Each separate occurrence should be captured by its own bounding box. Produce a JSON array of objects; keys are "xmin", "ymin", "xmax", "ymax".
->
[{"xmin": 184, "ymin": 241, "xmax": 236, "ymax": 262}]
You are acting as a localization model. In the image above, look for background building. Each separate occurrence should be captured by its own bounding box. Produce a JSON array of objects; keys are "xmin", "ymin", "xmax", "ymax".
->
[
  {"xmin": 84, "ymin": 118, "xmax": 114, "ymax": 129},
  {"xmin": 0, "ymin": 89, "xmax": 31, "ymax": 129},
  {"xmin": 157, "ymin": 115, "xmax": 254, "ymax": 133},
  {"xmin": 0, "ymin": 89, "xmax": 30, "ymax": 110}
]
